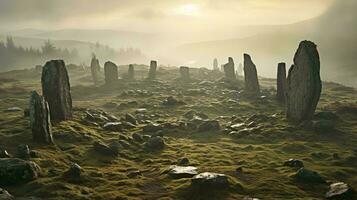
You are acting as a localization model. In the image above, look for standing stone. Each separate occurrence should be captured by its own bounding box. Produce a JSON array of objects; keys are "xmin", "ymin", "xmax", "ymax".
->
[
  {"xmin": 223, "ymin": 57, "xmax": 236, "ymax": 80},
  {"xmin": 29, "ymin": 91, "xmax": 53, "ymax": 144},
  {"xmin": 243, "ymin": 54, "xmax": 260, "ymax": 96},
  {"xmin": 90, "ymin": 55, "xmax": 100, "ymax": 85},
  {"xmin": 287, "ymin": 41, "xmax": 321, "ymax": 123},
  {"xmin": 41, "ymin": 60, "xmax": 72, "ymax": 122},
  {"xmin": 104, "ymin": 61, "xmax": 118, "ymax": 85},
  {"xmin": 128, "ymin": 64, "xmax": 135, "ymax": 80},
  {"xmin": 213, "ymin": 58, "xmax": 219, "ymax": 71},
  {"xmin": 148, "ymin": 60, "xmax": 157, "ymax": 80},
  {"xmin": 180, "ymin": 66, "xmax": 190, "ymax": 80},
  {"xmin": 277, "ymin": 62, "xmax": 287, "ymax": 103}
]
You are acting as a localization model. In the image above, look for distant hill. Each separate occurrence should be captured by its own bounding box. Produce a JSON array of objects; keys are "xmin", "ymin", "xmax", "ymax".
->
[{"xmin": 176, "ymin": 0, "xmax": 357, "ymax": 87}]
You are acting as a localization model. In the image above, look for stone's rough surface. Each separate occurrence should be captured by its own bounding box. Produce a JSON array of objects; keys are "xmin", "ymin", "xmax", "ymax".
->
[
  {"xmin": 243, "ymin": 54, "xmax": 260, "ymax": 96},
  {"xmin": 191, "ymin": 172, "xmax": 229, "ymax": 188},
  {"xmin": 148, "ymin": 60, "xmax": 157, "ymax": 80},
  {"xmin": 104, "ymin": 61, "xmax": 118, "ymax": 85},
  {"xmin": 180, "ymin": 66, "xmax": 190, "ymax": 80},
  {"xmin": 0, "ymin": 188, "xmax": 13, "ymax": 200},
  {"xmin": 287, "ymin": 41, "xmax": 322, "ymax": 123},
  {"xmin": 326, "ymin": 182, "xmax": 354, "ymax": 200},
  {"xmin": 90, "ymin": 56, "xmax": 100, "ymax": 85},
  {"xmin": 223, "ymin": 57, "xmax": 236, "ymax": 80},
  {"xmin": 128, "ymin": 64, "xmax": 135, "ymax": 80},
  {"xmin": 168, "ymin": 165, "xmax": 198, "ymax": 179},
  {"xmin": 41, "ymin": 60, "xmax": 72, "ymax": 122},
  {"xmin": 293, "ymin": 168, "xmax": 325, "ymax": 183},
  {"xmin": 277, "ymin": 62, "xmax": 287, "ymax": 103},
  {"xmin": 0, "ymin": 158, "xmax": 41, "ymax": 186},
  {"xmin": 29, "ymin": 91, "xmax": 53, "ymax": 144}
]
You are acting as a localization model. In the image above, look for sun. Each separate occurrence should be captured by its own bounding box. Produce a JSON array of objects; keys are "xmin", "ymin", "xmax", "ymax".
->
[{"xmin": 174, "ymin": 4, "xmax": 200, "ymax": 16}]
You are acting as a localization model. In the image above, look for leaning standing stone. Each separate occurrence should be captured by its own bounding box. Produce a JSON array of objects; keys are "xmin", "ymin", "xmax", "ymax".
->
[
  {"xmin": 223, "ymin": 57, "xmax": 236, "ymax": 80},
  {"xmin": 243, "ymin": 54, "xmax": 260, "ymax": 96},
  {"xmin": 128, "ymin": 64, "xmax": 135, "ymax": 80},
  {"xmin": 277, "ymin": 62, "xmax": 287, "ymax": 103},
  {"xmin": 148, "ymin": 60, "xmax": 157, "ymax": 80},
  {"xmin": 180, "ymin": 66, "xmax": 190, "ymax": 81},
  {"xmin": 286, "ymin": 41, "xmax": 322, "ymax": 123},
  {"xmin": 29, "ymin": 91, "xmax": 53, "ymax": 144},
  {"xmin": 104, "ymin": 61, "xmax": 118, "ymax": 85},
  {"xmin": 41, "ymin": 60, "xmax": 72, "ymax": 122}
]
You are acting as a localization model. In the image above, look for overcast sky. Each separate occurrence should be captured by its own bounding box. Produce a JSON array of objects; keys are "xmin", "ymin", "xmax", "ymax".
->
[{"xmin": 0, "ymin": 0, "xmax": 334, "ymax": 32}]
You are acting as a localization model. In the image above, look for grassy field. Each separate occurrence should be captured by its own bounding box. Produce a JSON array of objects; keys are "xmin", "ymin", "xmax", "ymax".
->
[{"xmin": 0, "ymin": 65, "xmax": 356, "ymax": 200}]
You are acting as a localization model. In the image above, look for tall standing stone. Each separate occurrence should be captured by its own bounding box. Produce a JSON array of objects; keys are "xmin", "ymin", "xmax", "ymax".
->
[
  {"xmin": 287, "ymin": 41, "xmax": 321, "ymax": 123},
  {"xmin": 243, "ymin": 54, "xmax": 260, "ymax": 96},
  {"xmin": 128, "ymin": 64, "xmax": 135, "ymax": 80},
  {"xmin": 180, "ymin": 66, "xmax": 190, "ymax": 80},
  {"xmin": 223, "ymin": 57, "xmax": 236, "ymax": 80},
  {"xmin": 213, "ymin": 58, "xmax": 219, "ymax": 71},
  {"xmin": 148, "ymin": 60, "xmax": 157, "ymax": 80},
  {"xmin": 277, "ymin": 62, "xmax": 287, "ymax": 103},
  {"xmin": 41, "ymin": 60, "xmax": 72, "ymax": 122},
  {"xmin": 29, "ymin": 91, "xmax": 53, "ymax": 144},
  {"xmin": 90, "ymin": 56, "xmax": 100, "ymax": 85},
  {"xmin": 104, "ymin": 61, "xmax": 118, "ymax": 85}
]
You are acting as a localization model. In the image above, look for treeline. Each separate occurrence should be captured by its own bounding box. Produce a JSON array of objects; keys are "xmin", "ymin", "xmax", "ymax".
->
[{"xmin": 0, "ymin": 36, "xmax": 147, "ymax": 71}]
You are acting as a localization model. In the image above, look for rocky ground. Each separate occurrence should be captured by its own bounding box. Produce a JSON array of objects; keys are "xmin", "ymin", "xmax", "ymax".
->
[{"xmin": 0, "ymin": 65, "xmax": 356, "ymax": 200}]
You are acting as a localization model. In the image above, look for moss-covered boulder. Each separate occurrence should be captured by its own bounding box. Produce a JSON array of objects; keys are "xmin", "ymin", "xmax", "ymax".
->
[{"xmin": 0, "ymin": 158, "xmax": 41, "ymax": 186}]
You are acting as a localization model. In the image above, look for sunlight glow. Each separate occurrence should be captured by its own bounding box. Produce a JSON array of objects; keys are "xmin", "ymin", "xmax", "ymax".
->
[{"xmin": 174, "ymin": 4, "xmax": 200, "ymax": 16}]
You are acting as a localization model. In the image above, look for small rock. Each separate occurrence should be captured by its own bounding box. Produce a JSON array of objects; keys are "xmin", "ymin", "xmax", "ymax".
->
[
  {"xmin": 283, "ymin": 159, "xmax": 304, "ymax": 168},
  {"xmin": 93, "ymin": 141, "xmax": 117, "ymax": 156},
  {"xmin": 17, "ymin": 144, "xmax": 30, "ymax": 159},
  {"xmin": 108, "ymin": 141, "xmax": 122, "ymax": 155},
  {"xmin": 163, "ymin": 96, "xmax": 185, "ymax": 106},
  {"xmin": 145, "ymin": 136, "xmax": 165, "ymax": 151},
  {"xmin": 0, "ymin": 188, "xmax": 14, "ymax": 200},
  {"xmin": 125, "ymin": 113, "xmax": 138, "ymax": 125},
  {"xmin": 191, "ymin": 172, "xmax": 229, "ymax": 188},
  {"xmin": 4, "ymin": 107, "xmax": 22, "ymax": 112},
  {"xmin": 168, "ymin": 165, "xmax": 198, "ymax": 179},
  {"xmin": 127, "ymin": 170, "xmax": 142, "ymax": 178},
  {"xmin": 63, "ymin": 163, "xmax": 82, "ymax": 180},
  {"xmin": 197, "ymin": 120, "xmax": 221, "ymax": 132},
  {"xmin": 0, "ymin": 146, "xmax": 10, "ymax": 158},
  {"xmin": 326, "ymin": 182, "xmax": 354, "ymax": 200},
  {"xmin": 178, "ymin": 157, "xmax": 189, "ymax": 166},
  {"xmin": 293, "ymin": 168, "xmax": 325, "ymax": 183},
  {"xmin": 143, "ymin": 122, "xmax": 163, "ymax": 133},
  {"xmin": 103, "ymin": 122, "xmax": 123, "ymax": 131},
  {"xmin": 0, "ymin": 158, "xmax": 42, "ymax": 185},
  {"xmin": 132, "ymin": 133, "xmax": 143, "ymax": 143}
]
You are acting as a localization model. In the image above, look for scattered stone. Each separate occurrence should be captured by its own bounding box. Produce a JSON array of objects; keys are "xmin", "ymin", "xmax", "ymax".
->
[
  {"xmin": 0, "ymin": 188, "xmax": 13, "ymax": 200},
  {"xmin": 132, "ymin": 133, "xmax": 143, "ymax": 143},
  {"xmin": 63, "ymin": 163, "xmax": 82, "ymax": 180},
  {"xmin": 125, "ymin": 113, "xmax": 138, "ymax": 125},
  {"xmin": 29, "ymin": 91, "xmax": 53, "ymax": 144},
  {"xmin": 4, "ymin": 107, "xmax": 22, "ymax": 112},
  {"xmin": 128, "ymin": 64, "xmax": 135, "ymax": 80},
  {"xmin": 277, "ymin": 62, "xmax": 287, "ymax": 103},
  {"xmin": 41, "ymin": 60, "xmax": 72, "ymax": 122},
  {"xmin": 0, "ymin": 146, "xmax": 10, "ymax": 158},
  {"xmin": 148, "ymin": 60, "xmax": 157, "ymax": 80},
  {"xmin": 145, "ymin": 136, "xmax": 165, "ymax": 151},
  {"xmin": 127, "ymin": 170, "xmax": 142, "ymax": 178},
  {"xmin": 223, "ymin": 57, "xmax": 236, "ymax": 80},
  {"xmin": 103, "ymin": 122, "xmax": 123, "ymax": 131},
  {"xmin": 243, "ymin": 54, "xmax": 260, "ymax": 97},
  {"xmin": 178, "ymin": 157, "xmax": 189, "ymax": 166},
  {"xmin": 326, "ymin": 182, "xmax": 354, "ymax": 200},
  {"xmin": 286, "ymin": 41, "xmax": 322, "ymax": 123},
  {"xmin": 283, "ymin": 159, "xmax": 304, "ymax": 168},
  {"xmin": 17, "ymin": 144, "xmax": 30, "ymax": 160},
  {"xmin": 0, "ymin": 158, "xmax": 41, "ymax": 185},
  {"xmin": 104, "ymin": 61, "xmax": 118, "ymax": 85},
  {"xmin": 198, "ymin": 120, "xmax": 220, "ymax": 132},
  {"xmin": 180, "ymin": 66, "xmax": 190, "ymax": 80},
  {"xmin": 168, "ymin": 165, "xmax": 198, "ymax": 179},
  {"xmin": 93, "ymin": 141, "xmax": 117, "ymax": 156},
  {"xmin": 163, "ymin": 96, "xmax": 185, "ymax": 106},
  {"xmin": 191, "ymin": 172, "xmax": 229, "ymax": 188},
  {"xmin": 143, "ymin": 122, "xmax": 163, "ymax": 133},
  {"xmin": 293, "ymin": 168, "xmax": 325, "ymax": 183}
]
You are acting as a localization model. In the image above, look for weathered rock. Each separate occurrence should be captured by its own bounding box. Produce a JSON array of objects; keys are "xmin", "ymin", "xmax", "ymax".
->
[
  {"xmin": 243, "ymin": 54, "xmax": 260, "ymax": 96},
  {"xmin": 17, "ymin": 145, "xmax": 30, "ymax": 160},
  {"xmin": 41, "ymin": 60, "xmax": 72, "ymax": 122},
  {"xmin": 168, "ymin": 165, "xmax": 198, "ymax": 179},
  {"xmin": 90, "ymin": 55, "xmax": 100, "ymax": 85},
  {"xmin": 326, "ymin": 182, "xmax": 354, "ymax": 200},
  {"xmin": 178, "ymin": 157, "xmax": 190, "ymax": 166},
  {"xmin": 0, "ymin": 188, "xmax": 13, "ymax": 200},
  {"xmin": 128, "ymin": 64, "xmax": 135, "ymax": 80},
  {"xmin": 29, "ymin": 91, "xmax": 53, "ymax": 144},
  {"xmin": 104, "ymin": 61, "xmax": 118, "ymax": 85},
  {"xmin": 125, "ymin": 113, "xmax": 137, "ymax": 125},
  {"xmin": 198, "ymin": 120, "xmax": 220, "ymax": 132},
  {"xmin": 0, "ymin": 158, "xmax": 41, "ymax": 186},
  {"xmin": 63, "ymin": 163, "xmax": 82, "ymax": 180},
  {"xmin": 143, "ymin": 122, "xmax": 163, "ymax": 133},
  {"xmin": 93, "ymin": 141, "xmax": 117, "ymax": 156},
  {"xmin": 148, "ymin": 60, "xmax": 157, "ymax": 80},
  {"xmin": 293, "ymin": 168, "xmax": 325, "ymax": 183},
  {"xmin": 103, "ymin": 122, "xmax": 123, "ymax": 131},
  {"xmin": 180, "ymin": 66, "xmax": 190, "ymax": 80},
  {"xmin": 277, "ymin": 62, "xmax": 287, "ymax": 103},
  {"xmin": 283, "ymin": 159, "xmax": 304, "ymax": 168},
  {"xmin": 223, "ymin": 57, "xmax": 236, "ymax": 80},
  {"xmin": 191, "ymin": 172, "xmax": 229, "ymax": 188},
  {"xmin": 145, "ymin": 136, "xmax": 165, "ymax": 150},
  {"xmin": 286, "ymin": 41, "xmax": 322, "ymax": 123}
]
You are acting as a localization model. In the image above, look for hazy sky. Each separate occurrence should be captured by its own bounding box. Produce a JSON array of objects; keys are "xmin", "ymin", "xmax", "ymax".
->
[{"xmin": 0, "ymin": 0, "xmax": 334, "ymax": 32}]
